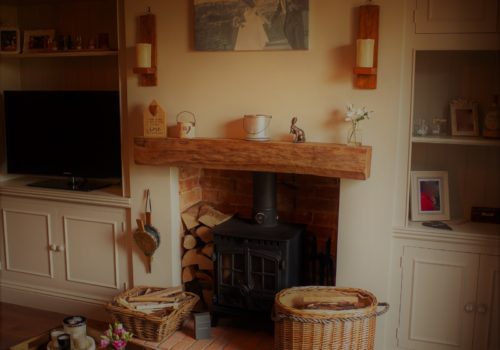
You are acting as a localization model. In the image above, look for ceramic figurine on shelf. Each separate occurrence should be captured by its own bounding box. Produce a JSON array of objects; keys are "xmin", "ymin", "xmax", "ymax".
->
[{"xmin": 290, "ymin": 117, "xmax": 306, "ymax": 143}]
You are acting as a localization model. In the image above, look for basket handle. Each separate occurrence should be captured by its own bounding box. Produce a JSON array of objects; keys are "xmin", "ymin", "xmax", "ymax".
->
[{"xmin": 375, "ymin": 302, "xmax": 390, "ymax": 317}]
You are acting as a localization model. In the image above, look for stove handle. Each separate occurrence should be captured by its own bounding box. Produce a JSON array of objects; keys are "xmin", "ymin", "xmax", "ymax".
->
[{"xmin": 239, "ymin": 283, "xmax": 250, "ymax": 296}]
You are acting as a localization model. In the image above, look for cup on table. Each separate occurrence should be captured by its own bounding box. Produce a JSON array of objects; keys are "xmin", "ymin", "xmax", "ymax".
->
[
  {"xmin": 57, "ymin": 334, "xmax": 71, "ymax": 350},
  {"xmin": 50, "ymin": 329, "xmax": 64, "ymax": 349}
]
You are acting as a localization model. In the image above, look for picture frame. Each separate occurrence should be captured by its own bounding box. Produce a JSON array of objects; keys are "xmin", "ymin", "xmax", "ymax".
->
[
  {"xmin": 0, "ymin": 27, "xmax": 20, "ymax": 53},
  {"xmin": 23, "ymin": 29, "xmax": 55, "ymax": 53},
  {"xmin": 410, "ymin": 171, "xmax": 450, "ymax": 221},
  {"xmin": 450, "ymin": 99, "xmax": 479, "ymax": 136}
]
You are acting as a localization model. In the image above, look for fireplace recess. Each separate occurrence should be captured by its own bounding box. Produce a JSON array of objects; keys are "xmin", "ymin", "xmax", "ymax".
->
[{"xmin": 212, "ymin": 172, "xmax": 305, "ymax": 323}]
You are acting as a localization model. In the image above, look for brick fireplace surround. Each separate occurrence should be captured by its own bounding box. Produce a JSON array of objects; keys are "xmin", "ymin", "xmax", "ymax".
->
[{"xmin": 178, "ymin": 167, "xmax": 340, "ymax": 282}]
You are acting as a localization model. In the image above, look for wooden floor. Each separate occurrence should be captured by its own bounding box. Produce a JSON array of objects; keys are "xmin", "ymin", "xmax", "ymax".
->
[{"xmin": 0, "ymin": 303, "xmax": 274, "ymax": 350}]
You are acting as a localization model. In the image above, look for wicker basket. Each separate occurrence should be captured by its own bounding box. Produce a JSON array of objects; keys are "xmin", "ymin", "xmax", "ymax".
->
[
  {"xmin": 105, "ymin": 286, "xmax": 199, "ymax": 342},
  {"xmin": 273, "ymin": 286, "xmax": 389, "ymax": 350}
]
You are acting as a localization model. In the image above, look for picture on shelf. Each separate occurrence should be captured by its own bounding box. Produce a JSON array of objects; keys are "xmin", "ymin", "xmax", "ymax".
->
[
  {"xmin": 410, "ymin": 171, "xmax": 450, "ymax": 222},
  {"xmin": 23, "ymin": 29, "xmax": 55, "ymax": 52},
  {"xmin": 0, "ymin": 27, "xmax": 20, "ymax": 53},
  {"xmin": 450, "ymin": 99, "xmax": 479, "ymax": 136}
]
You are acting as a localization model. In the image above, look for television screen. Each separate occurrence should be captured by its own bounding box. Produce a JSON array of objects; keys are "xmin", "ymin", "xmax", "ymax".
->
[{"xmin": 3, "ymin": 90, "xmax": 122, "ymax": 189}]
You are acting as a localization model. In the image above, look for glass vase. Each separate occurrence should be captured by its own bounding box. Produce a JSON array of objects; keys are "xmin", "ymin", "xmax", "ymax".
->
[{"xmin": 347, "ymin": 124, "xmax": 362, "ymax": 146}]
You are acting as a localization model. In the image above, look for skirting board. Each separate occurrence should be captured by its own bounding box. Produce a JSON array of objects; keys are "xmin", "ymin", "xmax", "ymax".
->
[{"xmin": 0, "ymin": 283, "xmax": 111, "ymax": 321}]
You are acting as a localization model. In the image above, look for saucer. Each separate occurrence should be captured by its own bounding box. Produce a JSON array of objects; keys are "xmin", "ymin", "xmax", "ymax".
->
[{"xmin": 47, "ymin": 336, "xmax": 95, "ymax": 350}]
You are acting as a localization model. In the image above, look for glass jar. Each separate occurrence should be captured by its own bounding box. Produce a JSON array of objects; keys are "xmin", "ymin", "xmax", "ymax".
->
[{"xmin": 347, "ymin": 123, "xmax": 362, "ymax": 146}]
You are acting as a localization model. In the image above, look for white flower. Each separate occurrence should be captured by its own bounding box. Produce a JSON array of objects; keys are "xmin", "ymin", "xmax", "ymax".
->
[{"xmin": 345, "ymin": 104, "xmax": 373, "ymax": 124}]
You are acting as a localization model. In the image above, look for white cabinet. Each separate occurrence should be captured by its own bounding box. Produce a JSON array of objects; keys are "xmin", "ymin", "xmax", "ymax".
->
[
  {"xmin": 415, "ymin": 0, "xmax": 499, "ymax": 33},
  {"xmin": 0, "ymin": 193, "xmax": 130, "ymax": 303},
  {"xmin": 396, "ymin": 245, "xmax": 500, "ymax": 350},
  {"xmin": 474, "ymin": 255, "xmax": 500, "ymax": 350}
]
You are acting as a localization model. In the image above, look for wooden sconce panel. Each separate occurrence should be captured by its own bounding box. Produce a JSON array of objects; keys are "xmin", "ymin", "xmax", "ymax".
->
[
  {"xmin": 355, "ymin": 4, "xmax": 379, "ymax": 89},
  {"xmin": 133, "ymin": 13, "xmax": 157, "ymax": 86}
]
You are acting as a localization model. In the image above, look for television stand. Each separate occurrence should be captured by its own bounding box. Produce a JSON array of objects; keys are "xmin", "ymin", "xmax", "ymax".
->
[{"xmin": 28, "ymin": 177, "xmax": 112, "ymax": 192}]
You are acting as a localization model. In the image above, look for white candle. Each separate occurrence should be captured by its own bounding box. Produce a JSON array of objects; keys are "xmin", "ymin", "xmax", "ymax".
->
[
  {"xmin": 356, "ymin": 39, "xmax": 375, "ymax": 68},
  {"xmin": 136, "ymin": 43, "xmax": 152, "ymax": 68}
]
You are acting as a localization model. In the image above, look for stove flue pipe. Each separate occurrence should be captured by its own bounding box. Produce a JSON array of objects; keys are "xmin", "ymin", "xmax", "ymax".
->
[{"xmin": 252, "ymin": 172, "xmax": 278, "ymax": 227}]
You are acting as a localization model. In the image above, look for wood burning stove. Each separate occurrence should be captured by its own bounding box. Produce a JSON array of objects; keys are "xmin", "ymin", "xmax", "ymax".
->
[{"xmin": 212, "ymin": 172, "xmax": 305, "ymax": 323}]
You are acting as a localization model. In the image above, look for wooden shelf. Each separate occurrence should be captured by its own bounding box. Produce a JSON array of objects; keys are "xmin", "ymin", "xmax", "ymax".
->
[
  {"xmin": 1, "ymin": 50, "xmax": 118, "ymax": 58},
  {"xmin": 134, "ymin": 137, "xmax": 372, "ymax": 180},
  {"xmin": 412, "ymin": 135, "xmax": 500, "ymax": 146},
  {"xmin": 406, "ymin": 220, "xmax": 500, "ymax": 237}
]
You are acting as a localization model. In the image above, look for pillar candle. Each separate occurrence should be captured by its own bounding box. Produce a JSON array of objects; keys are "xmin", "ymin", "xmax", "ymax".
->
[
  {"xmin": 356, "ymin": 39, "xmax": 375, "ymax": 68},
  {"xmin": 136, "ymin": 43, "xmax": 152, "ymax": 68}
]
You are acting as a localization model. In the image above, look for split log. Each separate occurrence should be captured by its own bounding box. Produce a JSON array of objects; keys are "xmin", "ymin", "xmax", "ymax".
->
[
  {"xmin": 201, "ymin": 243, "xmax": 214, "ymax": 258},
  {"xmin": 195, "ymin": 226, "xmax": 213, "ymax": 243},
  {"xmin": 181, "ymin": 211, "xmax": 199, "ymax": 231},
  {"xmin": 195, "ymin": 271, "xmax": 213, "ymax": 284},
  {"xmin": 183, "ymin": 234, "xmax": 198, "ymax": 250},
  {"xmin": 302, "ymin": 295, "xmax": 359, "ymax": 305},
  {"xmin": 198, "ymin": 205, "xmax": 231, "ymax": 228},
  {"xmin": 182, "ymin": 249, "xmax": 213, "ymax": 270},
  {"xmin": 182, "ymin": 266, "xmax": 196, "ymax": 283}
]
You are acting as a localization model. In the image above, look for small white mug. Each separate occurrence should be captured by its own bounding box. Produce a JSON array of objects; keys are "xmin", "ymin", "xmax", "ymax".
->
[
  {"xmin": 50, "ymin": 329, "xmax": 65, "ymax": 349},
  {"xmin": 179, "ymin": 122, "xmax": 195, "ymax": 138}
]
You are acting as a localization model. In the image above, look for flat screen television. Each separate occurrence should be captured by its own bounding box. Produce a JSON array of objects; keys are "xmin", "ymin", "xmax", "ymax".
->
[{"xmin": 3, "ymin": 90, "xmax": 122, "ymax": 191}]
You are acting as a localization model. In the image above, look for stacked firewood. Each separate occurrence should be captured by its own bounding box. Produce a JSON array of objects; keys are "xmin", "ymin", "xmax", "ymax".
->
[
  {"xmin": 180, "ymin": 203, "xmax": 232, "ymax": 309},
  {"xmin": 114, "ymin": 286, "xmax": 192, "ymax": 317}
]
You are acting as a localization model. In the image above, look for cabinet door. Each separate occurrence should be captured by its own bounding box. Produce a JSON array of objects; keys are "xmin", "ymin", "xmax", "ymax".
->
[
  {"xmin": 58, "ymin": 203, "xmax": 128, "ymax": 298},
  {"xmin": 474, "ymin": 255, "xmax": 500, "ymax": 350},
  {"xmin": 415, "ymin": 0, "xmax": 498, "ymax": 33},
  {"xmin": 1, "ymin": 203, "xmax": 56, "ymax": 280},
  {"xmin": 398, "ymin": 246, "xmax": 479, "ymax": 349}
]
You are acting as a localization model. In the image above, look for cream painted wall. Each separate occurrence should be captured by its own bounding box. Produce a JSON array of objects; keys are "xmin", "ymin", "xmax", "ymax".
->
[{"xmin": 124, "ymin": 1, "xmax": 406, "ymax": 348}]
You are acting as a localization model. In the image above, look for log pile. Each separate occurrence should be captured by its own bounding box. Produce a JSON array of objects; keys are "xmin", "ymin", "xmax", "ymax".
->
[
  {"xmin": 112, "ymin": 286, "xmax": 193, "ymax": 317},
  {"xmin": 181, "ymin": 203, "xmax": 232, "ymax": 309}
]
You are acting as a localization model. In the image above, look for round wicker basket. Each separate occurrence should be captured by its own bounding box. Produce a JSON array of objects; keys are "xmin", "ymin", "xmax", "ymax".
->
[{"xmin": 273, "ymin": 286, "xmax": 389, "ymax": 350}]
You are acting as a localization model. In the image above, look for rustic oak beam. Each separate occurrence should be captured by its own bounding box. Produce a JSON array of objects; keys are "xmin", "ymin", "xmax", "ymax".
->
[{"xmin": 134, "ymin": 137, "xmax": 372, "ymax": 180}]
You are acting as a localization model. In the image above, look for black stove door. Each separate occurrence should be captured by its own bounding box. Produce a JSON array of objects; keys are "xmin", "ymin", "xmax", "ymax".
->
[{"xmin": 215, "ymin": 247, "xmax": 281, "ymax": 312}]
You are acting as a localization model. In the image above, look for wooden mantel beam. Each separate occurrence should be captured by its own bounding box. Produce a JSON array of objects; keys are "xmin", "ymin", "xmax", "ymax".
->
[{"xmin": 134, "ymin": 138, "xmax": 372, "ymax": 180}]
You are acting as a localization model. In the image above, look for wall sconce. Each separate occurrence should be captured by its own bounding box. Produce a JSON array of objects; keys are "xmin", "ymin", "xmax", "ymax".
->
[
  {"xmin": 353, "ymin": 1, "xmax": 379, "ymax": 89},
  {"xmin": 133, "ymin": 8, "xmax": 157, "ymax": 86}
]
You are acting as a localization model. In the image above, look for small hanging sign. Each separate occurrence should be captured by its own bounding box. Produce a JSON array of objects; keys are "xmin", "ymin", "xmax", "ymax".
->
[{"xmin": 143, "ymin": 100, "xmax": 166, "ymax": 137}]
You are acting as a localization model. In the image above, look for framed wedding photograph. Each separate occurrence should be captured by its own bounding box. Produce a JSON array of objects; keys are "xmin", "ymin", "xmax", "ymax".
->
[
  {"xmin": 23, "ymin": 29, "xmax": 55, "ymax": 52},
  {"xmin": 410, "ymin": 171, "xmax": 450, "ymax": 221},
  {"xmin": 0, "ymin": 27, "xmax": 20, "ymax": 53},
  {"xmin": 450, "ymin": 99, "xmax": 479, "ymax": 136}
]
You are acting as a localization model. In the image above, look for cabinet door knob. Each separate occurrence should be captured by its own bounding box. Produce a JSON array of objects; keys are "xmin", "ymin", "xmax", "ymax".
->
[
  {"xmin": 464, "ymin": 303, "xmax": 475, "ymax": 313},
  {"xmin": 56, "ymin": 244, "xmax": 65, "ymax": 252},
  {"xmin": 49, "ymin": 244, "xmax": 57, "ymax": 252},
  {"xmin": 477, "ymin": 304, "xmax": 488, "ymax": 313}
]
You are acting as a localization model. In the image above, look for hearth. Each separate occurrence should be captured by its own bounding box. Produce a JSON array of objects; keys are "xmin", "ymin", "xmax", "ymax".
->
[{"xmin": 211, "ymin": 172, "xmax": 305, "ymax": 323}]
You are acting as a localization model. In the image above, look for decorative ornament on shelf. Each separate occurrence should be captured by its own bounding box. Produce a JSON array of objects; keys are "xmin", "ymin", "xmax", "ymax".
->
[
  {"xmin": 290, "ymin": 117, "xmax": 306, "ymax": 143},
  {"xmin": 98, "ymin": 323, "xmax": 133, "ymax": 350},
  {"xmin": 143, "ymin": 100, "xmax": 166, "ymax": 138},
  {"xmin": 345, "ymin": 104, "xmax": 373, "ymax": 146}
]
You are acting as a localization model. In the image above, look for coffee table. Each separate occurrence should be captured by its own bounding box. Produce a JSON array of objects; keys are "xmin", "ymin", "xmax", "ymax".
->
[{"xmin": 9, "ymin": 327, "xmax": 144, "ymax": 350}]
